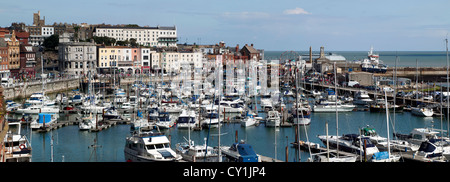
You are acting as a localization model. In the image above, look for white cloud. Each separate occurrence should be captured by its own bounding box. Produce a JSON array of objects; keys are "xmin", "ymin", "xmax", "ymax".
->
[
  {"xmin": 221, "ymin": 12, "xmax": 271, "ymax": 20},
  {"xmin": 283, "ymin": 7, "xmax": 311, "ymax": 15}
]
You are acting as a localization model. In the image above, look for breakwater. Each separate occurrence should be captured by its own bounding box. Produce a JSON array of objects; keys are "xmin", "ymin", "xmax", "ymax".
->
[{"xmin": 377, "ymin": 67, "xmax": 449, "ymax": 82}]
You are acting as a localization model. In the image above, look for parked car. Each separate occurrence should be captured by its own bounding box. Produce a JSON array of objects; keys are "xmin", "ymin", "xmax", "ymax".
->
[
  {"xmin": 365, "ymin": 85, "xmax": 378, "ymax": 90},
  {"xmin": 396, "ymin": 91, "xmax": 406, "ymax": 97}
]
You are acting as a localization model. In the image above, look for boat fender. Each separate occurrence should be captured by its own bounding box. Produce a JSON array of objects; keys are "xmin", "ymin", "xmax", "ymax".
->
[{"xmin": 19, "ymin": 144, "xmax": 26, "ymax": 150}]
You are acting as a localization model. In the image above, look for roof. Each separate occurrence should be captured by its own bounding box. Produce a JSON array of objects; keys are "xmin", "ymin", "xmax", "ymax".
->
[
  {"xmin": 241, "ymin": 45, "xmax": 259, "ymax": 54},
  {"xmin": 96, "ymin": 26, "xmax": 176, "ymax": 30},
  {"xmin": 325, "ymin": 53, "xmax": 346, "ymax": 61}
]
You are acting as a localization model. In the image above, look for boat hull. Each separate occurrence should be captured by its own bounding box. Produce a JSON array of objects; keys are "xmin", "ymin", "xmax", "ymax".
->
[
  {"xmin": 313, "ymin": 105, "xmax": 355, "ymax": 112},
  {"xmin": 124, "ymin": 150, "xmax": 181, "ymax": 162},
  {"xmin": 411, "ymin": 108, "xmax": 433, "ymax": 117}
]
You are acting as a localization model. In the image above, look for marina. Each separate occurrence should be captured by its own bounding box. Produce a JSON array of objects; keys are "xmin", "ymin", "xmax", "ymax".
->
[{"xmin": 4, "ymin": 48, "xmax": 450, "ymax": 163}]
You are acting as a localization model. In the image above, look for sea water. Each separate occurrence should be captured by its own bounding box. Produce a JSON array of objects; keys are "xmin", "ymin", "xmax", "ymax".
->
[{"xmin": 264, "ymin": 51, "xmax": 449, "ymax": 67}]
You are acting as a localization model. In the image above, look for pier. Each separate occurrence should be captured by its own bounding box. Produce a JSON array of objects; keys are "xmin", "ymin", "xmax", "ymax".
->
[{"xmin": 303, "ymin": 81, "xmax": 442, "ymax": 107}]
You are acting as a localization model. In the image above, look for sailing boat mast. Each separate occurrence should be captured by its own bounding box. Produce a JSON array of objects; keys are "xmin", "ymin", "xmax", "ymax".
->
[
  {"xmin": 393, "ymin": 55, "xmax": 398, "ymax": 130},
  {"xmin": 384, "ymin": 90, "xmax": 391, "ymax": 159},
  {"xmin": 295, "ymin": 64, "xmax": 300, "ymax": 161},
  {"xmin": 334, "ymin": 62, "xmax": 339, "ymax": 157},
  {"xmin": 446, "ymin": 38, "xmax": 449, "ymax": 138}
]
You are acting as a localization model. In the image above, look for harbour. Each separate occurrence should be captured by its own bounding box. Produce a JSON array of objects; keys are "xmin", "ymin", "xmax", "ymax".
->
[{"xmin": 5, "ymin": 47, "xmax": 450, "ymax": 163}]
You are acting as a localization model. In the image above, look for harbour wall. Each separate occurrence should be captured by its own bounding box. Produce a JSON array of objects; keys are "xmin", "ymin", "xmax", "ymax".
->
[
  {"xmin": 376, "ymin": 67, "xmax": 449, "ymax": 81},
  {"xmin": 2, "ymin": 78, "xmax": 80, "ymax": 100}
]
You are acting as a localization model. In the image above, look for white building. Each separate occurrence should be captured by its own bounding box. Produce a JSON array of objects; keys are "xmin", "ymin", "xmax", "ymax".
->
[
  {"xmin": 41, "ymin": 26, "xmax": 54, "ymax": 37},
  {"xmin": 94, "ymin": 26, "xmax": 177, "ymax": 48},
  {"xmin": 58, "ymin": 34, "xmax": 97, "ymax": 76},
  {"xmin": 156, "ymin": 51, "xmax": 203, "ymax": 74},
  {"xmin": 28, "ymin": 26, "xmax": 55, "ymax": 46}
]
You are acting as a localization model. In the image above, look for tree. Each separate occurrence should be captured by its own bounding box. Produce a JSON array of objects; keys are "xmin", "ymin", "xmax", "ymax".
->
[
  {"xmin": 92, "ymin": 36, "xmax": 116, "ymax": 46},
  {"xmin": 116, "ymin": 40, "xmax": 129, "ymax": 46},
  {"xmin": 42, "ymin": 34, "xmax": 59, "ymax": 50},
  {"xmin": 130, "ymin": 38, "xmax": 138, "ymax": 47}
]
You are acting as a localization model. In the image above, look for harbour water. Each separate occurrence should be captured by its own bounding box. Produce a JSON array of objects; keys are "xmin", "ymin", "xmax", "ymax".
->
[{"xmin": 13, "ymin": 99, "xmax": 448, "ymax": 162}]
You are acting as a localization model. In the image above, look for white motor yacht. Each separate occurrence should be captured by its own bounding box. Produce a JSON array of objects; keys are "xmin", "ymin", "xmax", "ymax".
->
[
  {"xmin": 240, "ymin": 111, "xmax": 258, "ymax": 127},
  {"xmin": 313, "ymin": 99, "xmax": 355, "ymax": 112},
  {"xmin": 155, "ymin": 112, "xmax": 175, "ymax": 129},
  {"xmin": 411, "ymin": 106, "xmax": 433, "ymax": 117},
  {"xmin": 3, "ymin": 122, "xmax": 32, "ymax": 162},
  {"xmin": 124, "ymin": 130, "xmax": 182, "ymax": 162},
  {"xmin": 202, "ymin": 112, "xmax": 222, "ymax": 128},
  {"xmin": 175, "ymin": 138, "xmax": 219, "ymax": 162},
  {"xmin": 318, "ymin": 134, "xmax": 380, "ymax": 158},
  {"xmin": 177, "ymin": 110, "xmax": 197, "ymax": 129},
  {"xmin": 266, "ymin": 110, "xmax": 280, "ymax": 127},
  {"xmin": 353, "ymin": 90, "xmax": 373, "ymax": 105}
]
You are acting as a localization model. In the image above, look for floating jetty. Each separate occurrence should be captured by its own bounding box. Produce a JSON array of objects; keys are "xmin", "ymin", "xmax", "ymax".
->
[
  {"xmin": 291, "ymin": 140, "xmax": 448, "ymax": 162},
  {"xmin": 36, "ymin": 122, "xmax": 70, "ymax": 133}
]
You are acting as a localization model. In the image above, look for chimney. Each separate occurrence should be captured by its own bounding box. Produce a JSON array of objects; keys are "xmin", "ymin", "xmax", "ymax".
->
[
  {"xmin": 236, "ymin": 44, "xmax": 239, "ymax": 52},
  {"xmin": 320, "ymin": 47, "xmax": 325, "ymax": 58},
  {"xmin": 251, "ymin": 43, "xmax": 253, "ymax": 47},
  {"xmin": 309, "ymin": 46, "xmax": 312, "ymax": 63}
]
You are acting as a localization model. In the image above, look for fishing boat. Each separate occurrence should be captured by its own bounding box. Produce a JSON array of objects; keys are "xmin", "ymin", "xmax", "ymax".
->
[
  {"xmin": 360, "ymin": 47, "xmax": 387, "ymax": 73},
  {"xmin": 266, "ymin": 110, "xmax": 280, "ymax": 127},
  {"xmin": 317, "ymin": 134, "xmax": 380, "ymax": 158},
  {"xmin": 175, "ymin": 138, "xmax": 219, "ymax": 162},
  {"xmin": 30, "ymin": 113, "xmax": 58, "ymax": 130},
  {"xmin": 124, "ymin": 130, "xmax": 182, "ymax": 162},
  {"xmin": 219, "ymin": 140, "xmax": 261, "ymax": 162},
  {"xmin": 3, "ymin": 122, "xmax": 32, "ymax": 162}
]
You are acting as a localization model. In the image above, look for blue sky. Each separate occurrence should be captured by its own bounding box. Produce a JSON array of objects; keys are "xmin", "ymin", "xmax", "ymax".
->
[{"xmin": 1, "ymin": 0, "xmax": 449, "ymax": 51}]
